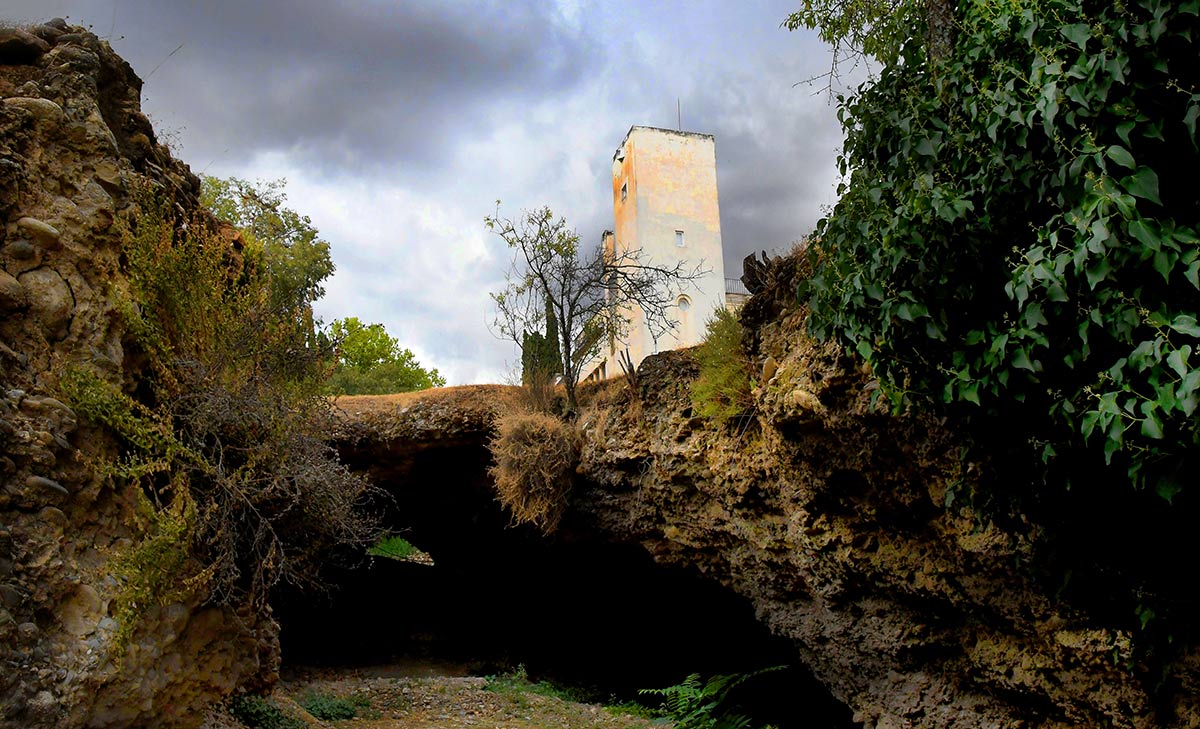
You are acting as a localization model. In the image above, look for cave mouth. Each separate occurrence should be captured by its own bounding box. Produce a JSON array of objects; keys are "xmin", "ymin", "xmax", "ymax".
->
[{"xmin": 273, "ymin": 443, "xmax": 856, "ymax": 728}]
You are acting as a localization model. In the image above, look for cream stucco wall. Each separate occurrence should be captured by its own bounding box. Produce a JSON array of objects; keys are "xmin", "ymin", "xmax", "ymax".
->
[{"xmin": 583, "ymin": 126, "xmax": 725, "ymax": 382}]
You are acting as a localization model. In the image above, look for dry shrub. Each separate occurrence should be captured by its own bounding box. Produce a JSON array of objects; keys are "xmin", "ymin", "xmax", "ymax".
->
[{"xmin": 488, "ymin": 412, "xmax": 579, "ymax": 533}]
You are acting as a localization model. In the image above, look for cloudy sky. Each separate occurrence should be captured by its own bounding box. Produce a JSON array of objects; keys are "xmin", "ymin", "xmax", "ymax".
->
[{"xmin": 5, "ymin": 1, "xmax": 852, "ymax": 384}]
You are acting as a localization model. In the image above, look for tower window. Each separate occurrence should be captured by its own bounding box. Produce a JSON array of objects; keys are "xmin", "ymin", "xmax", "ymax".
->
[
  {"xmin": 678, "ymin": 295, "xmax": 691, "ymax": 312},
  {"xmin": 621, "ymin": 182, "xmax": 627, "ymax": 201},
  {"xmin": 675, "ymin": 230, "xmax": 685, "ymax": 247}
]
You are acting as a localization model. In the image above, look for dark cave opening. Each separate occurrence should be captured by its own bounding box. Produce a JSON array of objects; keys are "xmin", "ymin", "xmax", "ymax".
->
[{"xmin": 272, "ymin": 442, "xmax": 856, "ymax": 728}]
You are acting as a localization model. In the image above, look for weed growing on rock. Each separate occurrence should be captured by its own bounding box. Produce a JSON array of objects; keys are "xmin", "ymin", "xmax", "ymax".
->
[
  {"xmin": 488, "ymin": 412, "xmax": 579, "ymax": 533},
  {"xmin": 107, "ymin": 488, "xmax": 202, "ymax": 654},
  {"xmin": 692, "ymin": 307, "xmax": 754, "ymax": 424},
  {"xmin": 60, "ymin": 188, "xmax": 382, "ymax": 636}
]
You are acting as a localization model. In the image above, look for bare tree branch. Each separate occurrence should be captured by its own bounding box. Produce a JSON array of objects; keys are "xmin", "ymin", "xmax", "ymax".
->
[{"xmin": 488, "ymin": 204, "xmax": 706, "ymax": 412}]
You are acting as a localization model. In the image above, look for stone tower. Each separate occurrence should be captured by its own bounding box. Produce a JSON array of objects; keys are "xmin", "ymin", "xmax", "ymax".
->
[{"xmin": 584, "ymin": 125, "xmax": 726, "ymax": 381}]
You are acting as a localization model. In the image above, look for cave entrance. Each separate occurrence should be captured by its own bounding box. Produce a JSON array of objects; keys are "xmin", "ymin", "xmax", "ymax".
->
[{"xmin": 273, "ymin": 442, "xmax": 855, "ymax": 728}]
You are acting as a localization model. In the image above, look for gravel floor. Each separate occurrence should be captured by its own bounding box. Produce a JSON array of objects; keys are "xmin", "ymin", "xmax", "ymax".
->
[{"xmin": 277, "ymin": 666, "xmax": 672, "ymax": 729}]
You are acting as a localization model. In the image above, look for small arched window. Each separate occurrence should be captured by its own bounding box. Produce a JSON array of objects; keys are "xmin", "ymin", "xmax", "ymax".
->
[{"xmin": 678, "ymin": 295, "xmax": 691, "ymax": 312}]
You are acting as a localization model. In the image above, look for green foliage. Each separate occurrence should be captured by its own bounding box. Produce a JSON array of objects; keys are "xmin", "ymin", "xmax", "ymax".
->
[
  {"xmin": 324, "ymin": 316, "xmax": 444, "ymax": 395},
  {"xmin": 784, "ymin": 0, "xmax": 918, "ymax": 68},
  {"xmin": 59, "ymin": 366, "xmax": 180, "ymax": 468},
  {"xmin": 692, "ymin": 307, "xmax": 754, "ymax": 423},
  {"xmin": 367, "ymin": 534, "xmax": 417, "ymax": 560},
  {"xmin": 299, "ymin": 692, "xmax": 369, "ymax": 721},
  {"xmin": 485, "ymin": 664, "xmax": 583, "ymax": 703},
  {"xmin": 328, "ymin": 316, "xmax": 398, "ymax": 370},
  {"xmin": 201, "ymin": 175, "xmax": 334, "ymax": 317},
  {"xmin": 107, "ymin": 489, "xmax": 198, "ymax": 653},
  {"xmin": 59, "ymin": 367, "xmax": 203, "ymax": 652},
  {"xmin": 485, "ymin": 666, "xmax": 669, "ymax": 720},
  {"xmin": 521, "ymin": 299, "xmax": 562, "ymax": 385},
  {"xmin": 802, "ymin": 0, "xmax": 1200, "ymax": 499},
  {"xmin": 228, "ymin": 695, "xmax": 305, "ymax": 729},
  {"xmin": 603, "ymin": 700, "xmax": 666, "ymax": 721},
  {"xmin": 61, "ymin": 187, "xmax": 380, "ymax": 627},
  {"xmin": 639, "ymin": 667, "xmax": 784, "ymax": 729}
]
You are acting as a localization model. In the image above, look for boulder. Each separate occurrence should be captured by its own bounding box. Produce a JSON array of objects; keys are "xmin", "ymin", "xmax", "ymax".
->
[
  {"xmin": 4, "ymin": 98, "xmax": 64, "ymax": 128},
  {"xmin": 17, "ymin": 217, "xmax": 62, "ymax": 250},
  {"xmin": 17, "ymin": 268, "xmax": 73, "ymax": 340},
  {"xmin": 0, "ymin": 28, "xmax": 50, "ymax": 65},
  {"xmin": 0, "ymin": 269, "xmax": 26, "ymax": 312}
]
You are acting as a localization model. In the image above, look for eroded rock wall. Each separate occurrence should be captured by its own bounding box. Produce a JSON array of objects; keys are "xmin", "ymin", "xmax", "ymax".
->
[
  {"xmin": 335, "ymin": 338, "xmax": 1200, "ymax": 727},
  {"xmin": 573, "ymin": 283, "xmax": 1200, "ymax": 727},
  {"xmin": 0, "ymin": 21, "xmax": 274, "ymax": 728}
]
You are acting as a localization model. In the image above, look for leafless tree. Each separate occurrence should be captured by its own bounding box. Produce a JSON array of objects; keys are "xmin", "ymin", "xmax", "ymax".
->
[{"xmin": 488, "ymin": 205, "xmax": 706, "ymax": 413}]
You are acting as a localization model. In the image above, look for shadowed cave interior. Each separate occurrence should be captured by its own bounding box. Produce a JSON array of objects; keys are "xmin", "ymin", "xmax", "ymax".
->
[{"xmin": 273, "ymin": 442, "xmax": 857, "ymax": 728}]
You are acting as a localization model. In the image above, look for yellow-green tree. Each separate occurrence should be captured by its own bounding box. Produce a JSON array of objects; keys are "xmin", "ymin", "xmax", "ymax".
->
[{"xmin": 325, "ymin": 317, "xmax": 445, "ymax": 395}]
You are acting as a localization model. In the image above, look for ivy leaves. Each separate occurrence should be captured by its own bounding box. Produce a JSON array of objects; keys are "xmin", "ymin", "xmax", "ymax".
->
[{"xmin": 803, "ymin": 0, "xmax": 1200, "ymax": 498}]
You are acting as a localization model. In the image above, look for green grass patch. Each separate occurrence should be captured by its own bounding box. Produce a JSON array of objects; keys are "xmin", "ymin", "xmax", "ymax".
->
[
  {"xmin": 367, "ymin": 534, "xmax": 417, "ymax": 561},
  {"xmin": 485, "ymin": 664, "xmax": 583, "ymax": 703},
  {"xmin": 228, "ymin": 695, "xmax": 305, "ymax": 729},
  {"xmin": 692, "ymin": 307, "xmax": 754, "ymax": 424},
  {"xmin": 299, "ymin": 691, "xmax": 370, "ymax": 720},
  {"xmin": 485, "ymin": 665, "xmax": 668, "ymax": 721}
]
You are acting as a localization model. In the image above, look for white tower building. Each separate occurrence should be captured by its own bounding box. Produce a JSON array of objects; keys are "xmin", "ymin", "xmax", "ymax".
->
[{"xmin": 583, "ymin": 125, "xmax": 726, "ymax": 381}]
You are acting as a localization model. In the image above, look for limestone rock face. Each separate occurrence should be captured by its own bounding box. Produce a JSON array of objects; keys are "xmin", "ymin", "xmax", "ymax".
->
[
  {"xmin": 336, "ymin": 262, "xmax": 1200, "ymax": 728},
  {"xmin": 571, "ymin": 319, "xmax": 1200, "ymax": 726},
  {"xmin": 0, "ymin": 20, "xmax": 274, "ymax": 729}
]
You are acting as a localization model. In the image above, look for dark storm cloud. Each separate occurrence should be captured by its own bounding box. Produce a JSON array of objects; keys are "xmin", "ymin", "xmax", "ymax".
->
[
  {"xmin": 7, "ymin": 0, "xmax": 599, "ymax": 171},
  {"xmin": 715, "ymin": 101, "xmax": 845, "ymax": 269}
]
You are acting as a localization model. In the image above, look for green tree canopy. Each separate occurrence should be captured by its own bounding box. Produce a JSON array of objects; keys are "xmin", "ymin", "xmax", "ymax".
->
[
  {"xmin": 202, "ymin": 176, "xmax": 442, "ymax": 396},
  {"xmin": 325, "ymin": 317, "xmax": 445, "ymax": 395},
  {"xmin": 521, "ymin": 298, "xmax": 561, "ymax": 385},
  {"xmin": 201, "ymin": 176, "xmax": 334, "ymax": 316}
]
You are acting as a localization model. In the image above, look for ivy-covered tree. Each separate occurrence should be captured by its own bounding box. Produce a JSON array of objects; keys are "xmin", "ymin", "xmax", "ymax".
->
[{"xmin": 798, "ymin": 0, "xmax": 1199, "ymax": 500}]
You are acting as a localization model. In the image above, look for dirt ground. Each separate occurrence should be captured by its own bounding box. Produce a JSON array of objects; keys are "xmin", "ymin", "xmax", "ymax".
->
[{"xmin": 270, "ymin": 661, "xmax": 672, "ymax": 729}]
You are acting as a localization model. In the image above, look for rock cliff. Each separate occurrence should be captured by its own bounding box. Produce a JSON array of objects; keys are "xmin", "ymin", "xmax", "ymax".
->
[
  {"xmin": 340, "ymin": 279, "xmax": 1200, "ymax": 727},
  {"xmin": 566, "ymin": 262, "xmax": 1199, "ymax": 727},
  {"xmin": 0, "ymin": 21, "xmax": 274, "ymax": 728}
]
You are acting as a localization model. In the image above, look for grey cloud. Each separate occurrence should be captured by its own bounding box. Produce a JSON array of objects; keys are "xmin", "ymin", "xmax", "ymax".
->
[
  {"xmin": 683, "ymin": 72, "xmax": 844, "ymax": 275},
  {"xmin": 4, "ymin": 0, "xmax": 847, "ymax": 384},
  {"xmin": 9, "ymin": 0, "xmax": 601, "ymax": 172}
]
